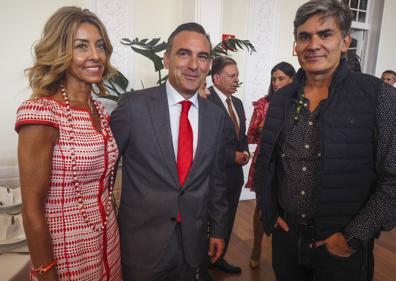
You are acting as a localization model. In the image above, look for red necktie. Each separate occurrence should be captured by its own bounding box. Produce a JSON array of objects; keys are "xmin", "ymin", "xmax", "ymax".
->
[
  {"xmin": 226, "ymin": 97, "xmax": 240, "ymax": 139},
  {"xmin": 177, "ymin": 100, "xmax": 193, "ymax": 187},
  {"xmin": 176, "ymin": 100, "xmax": 193, "ymax": 222}
]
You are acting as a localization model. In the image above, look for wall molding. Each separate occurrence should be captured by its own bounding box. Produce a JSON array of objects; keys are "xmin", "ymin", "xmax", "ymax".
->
[
  {"xmin": 243, "ymin": 0, "xmax": 279, "ymax": 120},
  {"xmin": 194, "ymin": 0, "xmax": 223, "ymax": 45},
  {"xmin": 238, "ymin": 0, "xmax": 279, "ymax": 201}
]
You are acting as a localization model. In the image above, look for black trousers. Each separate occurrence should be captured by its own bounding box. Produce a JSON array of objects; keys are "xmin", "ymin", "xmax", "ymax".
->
[
  {"xmin": 122, "ymin": 224, "xmax": 196, "ymax": 281},
  {"xmin": 199, "ymin": 176, "xmax": 242, "ymax": 271},
  {"xmin": 272, "ymin": 222, "xmax": 373, "ymax": 281},
  {"xmin": 223, "ymin": 180, "xmax": 243, "ymax": 254}
]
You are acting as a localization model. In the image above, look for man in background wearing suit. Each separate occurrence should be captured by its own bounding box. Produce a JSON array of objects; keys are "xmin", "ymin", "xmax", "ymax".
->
[
  {"xmin": 206, "ymin": 56, "xmax": 250, "ymax": 274},
  {"xmin": 110, "ymin": 23, "xmax": 228, "ymax": 281}
]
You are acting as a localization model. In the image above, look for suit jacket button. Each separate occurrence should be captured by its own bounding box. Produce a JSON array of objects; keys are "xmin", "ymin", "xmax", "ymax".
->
[
  {"xmin": 170, "ymin": 217, "xmax": 176, "ymax": 221},
  {"xmin": 180, "ymin": 189, "xmax": 185, "ymax": 195}
]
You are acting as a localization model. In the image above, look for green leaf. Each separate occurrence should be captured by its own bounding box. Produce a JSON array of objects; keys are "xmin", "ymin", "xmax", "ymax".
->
[
  {"xmin": 121, "ymin": 38, "xmax": 133, "ymax": 44},
  {"xmin": 146, "ymin": 38, "xmax": 161, "ymax": 47},
  {"xmin": 157, "ymin": 74, "xmax": 168, "ymax": 85},
  {"xmin": 130, "ymin": 46, "xmax": 164, "ymax": 71},
  {"xmin": 109, "ymin": 71, "xmax": 129, "ymax": 91},
  {"xmin": 152, "ymin": 42, "xmax": 168, "ymax": 52},
  {"xmin": 212, "ymin": 38, "xmax": 256, "ymax": 57},
  {"xmin": 100, "ymin": 95, "xmax": 119, "ymax": 102}
]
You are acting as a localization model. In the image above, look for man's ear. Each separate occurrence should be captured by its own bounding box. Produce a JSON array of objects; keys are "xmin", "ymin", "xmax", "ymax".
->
[
  {"xmin": 341, "ymin": 34, "xmax": 351, "ymax": 52},
  {"xmin": 163, "ymin": 51, "xmax": 170, "ymax": 69},
  {"xmin": 213, "ymin": 73, "xmax": 220, "ymax": 85}
]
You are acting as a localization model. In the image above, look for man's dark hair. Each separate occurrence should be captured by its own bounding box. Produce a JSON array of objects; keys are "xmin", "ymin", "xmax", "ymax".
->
[
  {"xmin": 166, "ymin": 22, "xmax": 212, "ymax": 54},
  {"xmin": 294, "ymin": 0, "xmax": 352, "ymax": 39},
  {"xmin": 382, "ymin": 70, "xmax": 396, "ymax": 77},
  {"xmin": 211, "ymin": 56, "xmax": 237, "ymax": 80}
]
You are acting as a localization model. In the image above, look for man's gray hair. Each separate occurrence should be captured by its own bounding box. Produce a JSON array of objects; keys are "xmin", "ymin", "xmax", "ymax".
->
[{"xmin": 294, "ymin": 0, "xmax": 352, "ymax": 39}]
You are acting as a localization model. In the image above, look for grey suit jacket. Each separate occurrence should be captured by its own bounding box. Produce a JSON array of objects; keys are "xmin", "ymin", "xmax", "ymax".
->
[{"xmin": 110, "ymin": 84, "xmax": 228, "ymax": 269}]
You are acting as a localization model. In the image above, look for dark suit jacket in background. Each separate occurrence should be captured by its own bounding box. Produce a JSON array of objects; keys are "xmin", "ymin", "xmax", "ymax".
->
[
  {"xmin": 207, "ymin": 86, "xmax": 248, "ymax": 250},
  {"xmin": 207, "ymin": 86, "xmax": 248, "ymax": 184},
  {"xmin": 110, "ymin": 84, "xmax": 228, "ymax": 269}
]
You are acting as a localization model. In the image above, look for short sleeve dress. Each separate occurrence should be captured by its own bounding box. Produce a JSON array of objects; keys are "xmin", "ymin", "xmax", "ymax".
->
[{"xmin": 15, "ymin": 97, "xmax": 121, "ymax": 281}]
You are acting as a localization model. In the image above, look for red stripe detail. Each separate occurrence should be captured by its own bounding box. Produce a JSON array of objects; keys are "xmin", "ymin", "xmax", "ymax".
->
[
  {"xmin": 44, "ymin": 97, "xmax": 91, "ymax": 112},
  {"xmin": 98, "ymin": 135, "xmax": 110, "ymax": 280},
  {"xmin": 15, "ymin": 120, "xmax": 59, "ymax": 132},
  {"xmin": 59, "ymin": 144, "xmax": 71, "ymax": 278}
]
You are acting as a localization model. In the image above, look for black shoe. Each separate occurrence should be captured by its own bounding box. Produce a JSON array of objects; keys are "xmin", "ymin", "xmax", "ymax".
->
[
  {"xmin": 198, "ymin": 271, "xmax": 213, "ymax": 281},
  {"xmin": 209, "ymin": 258, "xmax": 241, "ymax": 274}
]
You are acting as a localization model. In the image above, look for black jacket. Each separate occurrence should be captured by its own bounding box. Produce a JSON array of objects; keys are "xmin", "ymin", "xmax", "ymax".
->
[{"xmin": 254, "ymin": 59, "xmax": 383, "ymax": 240}]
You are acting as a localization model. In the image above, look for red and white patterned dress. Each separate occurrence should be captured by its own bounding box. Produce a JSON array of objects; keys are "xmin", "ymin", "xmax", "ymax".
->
[
  {"xmin": 245, "ymin": 96, "xmax": 270, "ymax": 190},
  {"xmin": 16, "ymin": 97, "xmax": 121, "ymax": 281}
]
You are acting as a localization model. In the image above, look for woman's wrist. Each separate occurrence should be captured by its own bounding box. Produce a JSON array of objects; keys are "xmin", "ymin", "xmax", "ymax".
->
[{"xmin": 31, "ymin": 260, "xmax": 57, "ymax": 277}]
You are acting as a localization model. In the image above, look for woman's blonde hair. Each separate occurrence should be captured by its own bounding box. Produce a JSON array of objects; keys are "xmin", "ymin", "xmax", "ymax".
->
[{"xmin": 26, "ymin": 6, "xmax": 116, "ymax": 97}]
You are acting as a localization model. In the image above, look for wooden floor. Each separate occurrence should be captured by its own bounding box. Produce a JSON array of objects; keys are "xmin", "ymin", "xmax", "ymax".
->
[{"xmin": 210, "ymin": 200, "xmax": 396, "ymax": 281}]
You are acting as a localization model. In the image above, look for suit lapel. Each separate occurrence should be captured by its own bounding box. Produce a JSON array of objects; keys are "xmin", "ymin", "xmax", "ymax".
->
[
  {"xmin": 182, "ymin": 95, "xmax": 210, "ymax": 188},
  {"xmin": 148, "ymin": 84, "xmax": 180, "ymax": 189},
  {"xmin": 231, "ymin": 97, "xmax": 244, "ymax": 128},
  {"xmin": 209, "ymin": 86, "xmax": 241, "ymax": 137},
  {"xmin": 208, "ymin": 86, "xmax": 227, "ymax": 112}
]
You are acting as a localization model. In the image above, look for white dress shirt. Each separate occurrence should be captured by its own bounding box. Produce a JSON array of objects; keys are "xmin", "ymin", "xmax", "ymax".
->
[
  {"xmin": 166, "ymin": 81, "xmax": 199, "ymax": 160},
  {"xmin": 212, "ymin": 86, "xmax": 240, "ymax": 126}
]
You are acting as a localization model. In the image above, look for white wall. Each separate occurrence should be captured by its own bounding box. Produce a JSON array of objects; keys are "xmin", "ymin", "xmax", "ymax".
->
[
  {"xmin": 222, "ymin": 0, "xmax": 249, "ymax": 100},
  {"xmin": 275, "ymin": 0, "xmax": 305, "ymax": 70},
  {"xmin": 0, "ymin": 0, "xmax": 86, "ymax": 168},
  {"xmin": 130, "ymin": 0, "xmax": 184, "ymax": 90},
  {"xmin": 375, "ymin": 0, "xmax": 396, "ymax": 77}
]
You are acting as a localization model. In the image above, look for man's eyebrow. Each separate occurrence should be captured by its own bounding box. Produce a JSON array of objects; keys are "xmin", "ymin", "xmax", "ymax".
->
[
  {"xmin": 297, "ymin": 28, "xmax": 333, "ymax": 36},
  {"xmin": 197, "ymin": 51, "xmax": 210, "ymax": 56},
  {"xmin": 297, "ymin": 31, "xmax": 311, "ymax": 37},
  {"xmin": 317, "ymin": 28, "xmax": 333, "ymax": 34},
  {"xmin": 176, "ymin": 48, "xmax": 191, "ymax": 54}
]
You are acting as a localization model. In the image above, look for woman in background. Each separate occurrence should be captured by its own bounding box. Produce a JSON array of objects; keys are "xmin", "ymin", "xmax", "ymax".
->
[
  {"xmin": 246, "ymin": 62, "xmax": 296, "ymax": 269},
  {"xmin": 16, "ymin": 7, "xmax": 121, "ymax": 280}
]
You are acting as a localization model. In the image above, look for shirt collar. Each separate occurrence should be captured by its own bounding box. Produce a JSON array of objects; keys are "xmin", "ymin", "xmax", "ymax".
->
[
  {"xmin": 213, "ymin": 85, "xmax": 231, "ymax": 103},
  {"xmin": 166, "ymin": 80, "xmax": 199, "ymax": 109}
]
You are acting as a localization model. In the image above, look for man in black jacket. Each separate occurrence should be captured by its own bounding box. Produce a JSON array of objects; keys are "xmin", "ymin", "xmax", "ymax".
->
[{"xmin": 254, "ymin": 1, "xmax": 396, "ymax": 281}]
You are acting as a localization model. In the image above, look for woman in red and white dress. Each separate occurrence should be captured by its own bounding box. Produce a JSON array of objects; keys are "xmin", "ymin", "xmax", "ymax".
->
[
  {"xmin": 16, "ymin": 7, "xmax": 121, "ymax": 281},
  {"xmin": 246, "ymin": 62, "xmax": 295, "ymax": 270}
]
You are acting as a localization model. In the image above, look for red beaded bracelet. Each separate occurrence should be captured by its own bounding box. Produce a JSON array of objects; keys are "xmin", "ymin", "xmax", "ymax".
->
[{"xmin": 31, "ymin": 260, "xmax": 57, "ymax": 276}]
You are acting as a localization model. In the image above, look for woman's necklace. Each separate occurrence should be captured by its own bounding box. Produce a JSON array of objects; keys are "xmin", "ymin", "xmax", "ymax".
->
[{"xmin": 60, "ymin": 84, "xmax": 116, "ymax": 232}]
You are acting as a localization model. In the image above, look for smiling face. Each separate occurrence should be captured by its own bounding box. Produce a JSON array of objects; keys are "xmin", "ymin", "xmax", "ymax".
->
[
  {"xmin": 295, "ymin": 14, "xmax": 350, "ymax": 78},
  {"xmin": 271, "ymin": 69, "xmax": 293, "ymax": 92},
  {"xmin": 66, "ymin": 22, "xmax": 106, "ymax": 85},
  {"xmin": 163, "ymin": 31, "xmax": 211, "ymax": 99}
]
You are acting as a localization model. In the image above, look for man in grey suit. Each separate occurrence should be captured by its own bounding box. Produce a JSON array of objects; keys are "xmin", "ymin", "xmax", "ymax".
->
[
  {"xmin": 206, "ymin": 56, "xmax": 249, "ymax": 274},
  {"xmin": 110, "ymin": 22, "xmax": 228, "ymax": 281}
]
